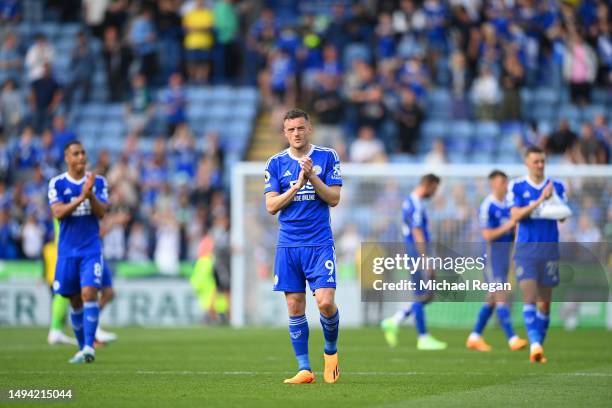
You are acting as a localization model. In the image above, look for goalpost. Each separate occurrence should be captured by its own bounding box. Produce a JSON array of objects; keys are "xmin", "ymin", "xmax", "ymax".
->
[{"xmin": 231, "ymin": 163, "xmax": 612, "ymax": 328}]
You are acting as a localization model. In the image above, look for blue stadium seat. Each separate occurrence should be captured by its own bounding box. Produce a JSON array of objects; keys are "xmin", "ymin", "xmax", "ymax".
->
[
  {"xmin": 471, "ymin": 152, "xmax": 495, "ymax": 163},
  {"xmin": 101, "ymin": 121, "xmax": 126, "ymax": 137},
  {"xmin": 233, "ymin": 103, "xmax": 257, "ymax": 120},
  {"xmin": 536, "ymin": 120, "xmax": 553, "ymax": 136},
  {"xmin": 445, "ymin": 136, "xmax": 470, "ymax": 154},
  {"xmin": 187, "ymin": 104, "xmax": 208, "ymax": 121},
  {"xmin": 235, "ymin": 87, "xmax": 258, "ymax": 104},
  {"xmin": 421, "ymin": 120, "xmax": 447, "ymax": 139},
  {"xmin": 533, "ymin": 87, "xmax": 559, "ymax": 106},
  {"xmin": 208, "ymin": 103, "xmax": 233, "ymax": 120},
  {"xmin": 210, "ymin": 86, "xmax": 234, "ymax": 102},
  {"xmin": 79, "ymin": 103, "xmax": 107, "ymax": 120},
  {"xmin": 75, "ymin": 120, "xmax": 100, "ymax": 138},
  {"xmin": 105, "ymin": 104, "xmax": 124, "ymax": 119},
  {"xmin": 558, "ymin": 104, "xmax": 581, "ymax": 122},
  {"xmin": 60, "ymin": 23, "xmax": 82, "ymax": 38},
  {"xmin": 186, "ymin": 86, "xmax": 211, "ymax": 103},
  {"xmin": 582, "ymin": 104, "xmax": 606, "ymax": 122},
  {"xmin": 426, "ymin": 88, "xmax": 452, "ymax": 119},
  {"xmin": 592, "ymin": 88, "xmax": 611, "ymax": 105},
  {"xmin": 530, "ymin": 104, "xmax": 556, "ymax": 121},
  {"xmin": 475, "ymin": 121, "xmax": 500, "ymax": 139},
  {"xmin": 449, "ymin": 120, "xmax": 474, "ymax": 139}
]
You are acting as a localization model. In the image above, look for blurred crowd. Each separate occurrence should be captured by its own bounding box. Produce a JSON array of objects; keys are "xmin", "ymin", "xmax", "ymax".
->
[
  {"xmin": 1, "ymin": 0, "xmax": 611, "ymax": 263},
  {"xmin": 250, "ymin": 0, "xmax": 611, "ymax": 163}
]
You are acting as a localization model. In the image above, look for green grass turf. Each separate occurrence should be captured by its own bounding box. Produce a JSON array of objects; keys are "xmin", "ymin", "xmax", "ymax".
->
[{"xmin": 0, "ymin": 327, "xmax": 611, "ymax": 407}]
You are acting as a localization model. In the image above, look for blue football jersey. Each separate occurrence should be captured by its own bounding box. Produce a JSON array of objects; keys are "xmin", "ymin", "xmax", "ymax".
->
[
  {"xmin": 507, "ymin": 176, "xmax": 566, "ymax": 259},
  {"xmin": 48, "ymin": 172, "xmax": 108, "ymax": 257},
  {"xmin": 264, "ymin": 145, "xmax": 342, "ymax": 247},
  {"xmin": 478, "ymin": 195, "xmax": 514, "ymax": 243},
  {"xmin": 402, "ymin": 193, "xmax": 430, "ymax": 244}
]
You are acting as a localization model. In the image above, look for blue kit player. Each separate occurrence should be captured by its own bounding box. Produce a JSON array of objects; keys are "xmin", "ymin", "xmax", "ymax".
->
[
  {"xmin": 48, "ymin": 141, "xmax": 109, "ymax": 363},
  {"xmin": 466, "ymin": 170, "xmax": 528, "ymax": 352},
  {"xmin": 381, "ymin": 174, "xmax": 447, "ymax": 351},
  {"xmin": 264, "ymin": 109, "xmax": 342, "ymax": 384},
  {"xmin": 507, "ymin": 146, "xmax": 569, "ymax": 363}
]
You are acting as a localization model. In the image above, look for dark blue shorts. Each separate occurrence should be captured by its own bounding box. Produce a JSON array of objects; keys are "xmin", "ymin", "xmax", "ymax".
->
[
  {"xmin": 514, "ymin": 257, "xmax": 560, "ymax": 287},
  {"xmin": 102, "ymin": 260, "xmax": 113, "ymax": 288},
  {"xmin": 53, "ymin": 254, "xmax": 104, "ymax": 296},
  {"xmin": 273, "ymin": 245, "xmax": 336, "ymax": 293}
]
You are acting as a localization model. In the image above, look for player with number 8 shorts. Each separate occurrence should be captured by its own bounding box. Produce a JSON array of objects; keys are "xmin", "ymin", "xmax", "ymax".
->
[
  {"xmin": 48, "ymin": 141, "xmax": 109, "ymax": 364},
  {"xmin": 264, "ymin": 109, "xmax": 342, "ymax": 384}
]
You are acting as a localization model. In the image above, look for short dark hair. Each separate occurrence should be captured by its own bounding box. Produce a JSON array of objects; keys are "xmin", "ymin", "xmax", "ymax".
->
[
  {"xmin": 420, "ymin": 173, "xmax": 440, "ymax": 185},
  {"xmin": 488, "ymin": 169, "xmax": 507, "ymax": 180},
  {"xmin": 64, "ymin": 140, "xmax": 82, "ymax": 152},
  {"xmin": 283, "ymin": 108, "xmax": 310, "ymax": 122},
  {"xmin": 524, "ymin": 145, "xmax": 544, "ymax": 157}
]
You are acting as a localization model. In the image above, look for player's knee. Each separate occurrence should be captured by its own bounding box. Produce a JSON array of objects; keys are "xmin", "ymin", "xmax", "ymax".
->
[
  {"xmin": 537, "ymin": 301, "xmax": 550, "ymax": 314},
  {"xmin": 69, "ymin": 295, "xmax": 83, "ymax": 309},
  {"xmin": 81, "ymin": 286, "xmax": 99, "ymax": 302},
  {"xmin": 103, "ymin": 287, "xmax": 115, "ymax": 302},
  {"xmin": 286, "ymin": 297, "xmax": 305, "ymax": 315},
  {"xmin": 317, "ymin": 298, "xmax": 336, "ymax": 316}
]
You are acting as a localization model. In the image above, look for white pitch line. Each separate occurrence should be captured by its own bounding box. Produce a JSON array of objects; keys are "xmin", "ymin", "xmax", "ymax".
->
[{"xmin": 1, "ymin": 370, "xmax": 611, "ymax": 377}]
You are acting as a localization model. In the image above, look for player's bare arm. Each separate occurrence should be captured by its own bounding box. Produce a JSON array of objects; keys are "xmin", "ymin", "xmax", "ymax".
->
[
  {"xmin": 510, "ymin": 181, "xmax": 553, "ymax": 221},
  {"xmin": 481, "ymin": 219, "xmax": 516, "ymax": 242},
  {"xmin": 265, "ymin": 170, "xmax": 307, "ymax": 215}
]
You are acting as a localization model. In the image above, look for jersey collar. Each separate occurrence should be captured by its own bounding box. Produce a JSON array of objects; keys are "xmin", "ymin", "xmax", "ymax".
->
[
  {"xmin": 488, "ymin": 194, "xmax": 506, "ymax": 208},
  {"xmin": 525, "ymin": 175, "xmax": 548, "ymax": 190},
  {"xmin": 287, "ymin": 144, "xmax": 315, "ymax": 161},
  {"xmin": 65, "ymin": 171, "xmax": 87, "ymax": 184}
]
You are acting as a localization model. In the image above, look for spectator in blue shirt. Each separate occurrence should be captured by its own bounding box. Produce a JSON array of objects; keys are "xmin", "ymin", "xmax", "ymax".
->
[{"xmin": 160, "ymin": 73, "xmax": 187, "ymax": 137}]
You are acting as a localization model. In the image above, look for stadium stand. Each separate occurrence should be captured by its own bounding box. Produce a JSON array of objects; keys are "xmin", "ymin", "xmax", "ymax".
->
[{"xmin": 0, "ymin": 0, "xmax": 611, "ymax": 264}]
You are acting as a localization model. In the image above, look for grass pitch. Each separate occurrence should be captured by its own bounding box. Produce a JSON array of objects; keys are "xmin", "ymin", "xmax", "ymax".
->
[{"xmin": 1, "ymin": 327, "xmax": 611, "ymax": 407}]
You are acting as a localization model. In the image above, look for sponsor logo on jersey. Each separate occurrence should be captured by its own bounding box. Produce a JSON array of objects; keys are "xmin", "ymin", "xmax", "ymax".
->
[{"xmin": 283, "ymin": 170, "xmax": 292, "ymax": 177}]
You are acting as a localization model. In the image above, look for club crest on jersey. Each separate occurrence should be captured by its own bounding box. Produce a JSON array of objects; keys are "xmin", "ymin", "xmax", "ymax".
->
[{"xmin": 313, "ymin": 165, "xmax": 322, "ymax": 176}]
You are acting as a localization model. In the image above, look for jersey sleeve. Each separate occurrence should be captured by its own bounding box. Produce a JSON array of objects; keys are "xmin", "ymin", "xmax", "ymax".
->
[
  {"xmin": 478, "ymin": 201, "xmax": 493, "ymax": 229},
  {"xmin": 403, "ymin": 199, "xmax": 424, "ymax": 229},
  {"xmin": 553, "ymin": 180, "xmax": 567, "ymax": 203},
  {"xmin": 324, "ymin": 149, "xmax": 342, "ymax": 186},
  {"xmin": 47, "ymin": 177, "xmax": 63, "ymax": 206},
  {"xmin": 322, "ymin": 149, "xmax": 342, "ymax": 186},
  {"xmin": 95, "ymin": 176, "xmax": 109, "ymax": 204},
  {"xmin": 506, "ymin": 180, "xmax": 523, "ymax": 209},
  {"xmin": 264, "ymin": 157, "xmax": 280, "ymax": 194}
]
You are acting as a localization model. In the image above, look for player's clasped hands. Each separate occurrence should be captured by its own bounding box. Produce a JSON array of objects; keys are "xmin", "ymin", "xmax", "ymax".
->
[
  {"xmin": 541, "ymin": 181, "xmax": 554, "ymax": 200},
  {"xmin": 81, "ymin": 173, "xmax": 96, "ymax": 198},
  {"xmin": 298, "ymin": 157, "xmax": 313, "ymax": 178}
]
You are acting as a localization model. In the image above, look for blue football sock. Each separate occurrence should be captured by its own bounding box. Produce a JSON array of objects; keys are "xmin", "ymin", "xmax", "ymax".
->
[
  {"xmin": 70, "ymin": 307, "xmax": 84, "ymax": 350},
  {"xmin": 536, "ymin": 310, "xmax": 550, "ymax": 345},
  {"xmin": 496, "ymin": 303, "xmax": 516, "ymax": 340},
  {"xmin": 320, "ymin": 309, "xmax": 339, "ymax": 355},
  {"xmin": 83, "ymin": 301, "xmax": 100, "ymax": 349},
  {"xmin": 523, "ymin": 304, "xmax": 540, "ymax": 345},
  {"xmin": 288, "ymin": 315, "xmax": 310, "ymax": 371},
  {"xmin": 472, "ymin": 303, "xmax": 494, "ymax": 335},
  {"xmin": 412, "ymin": 302, "xmax": 426, "ymax": 336}
]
